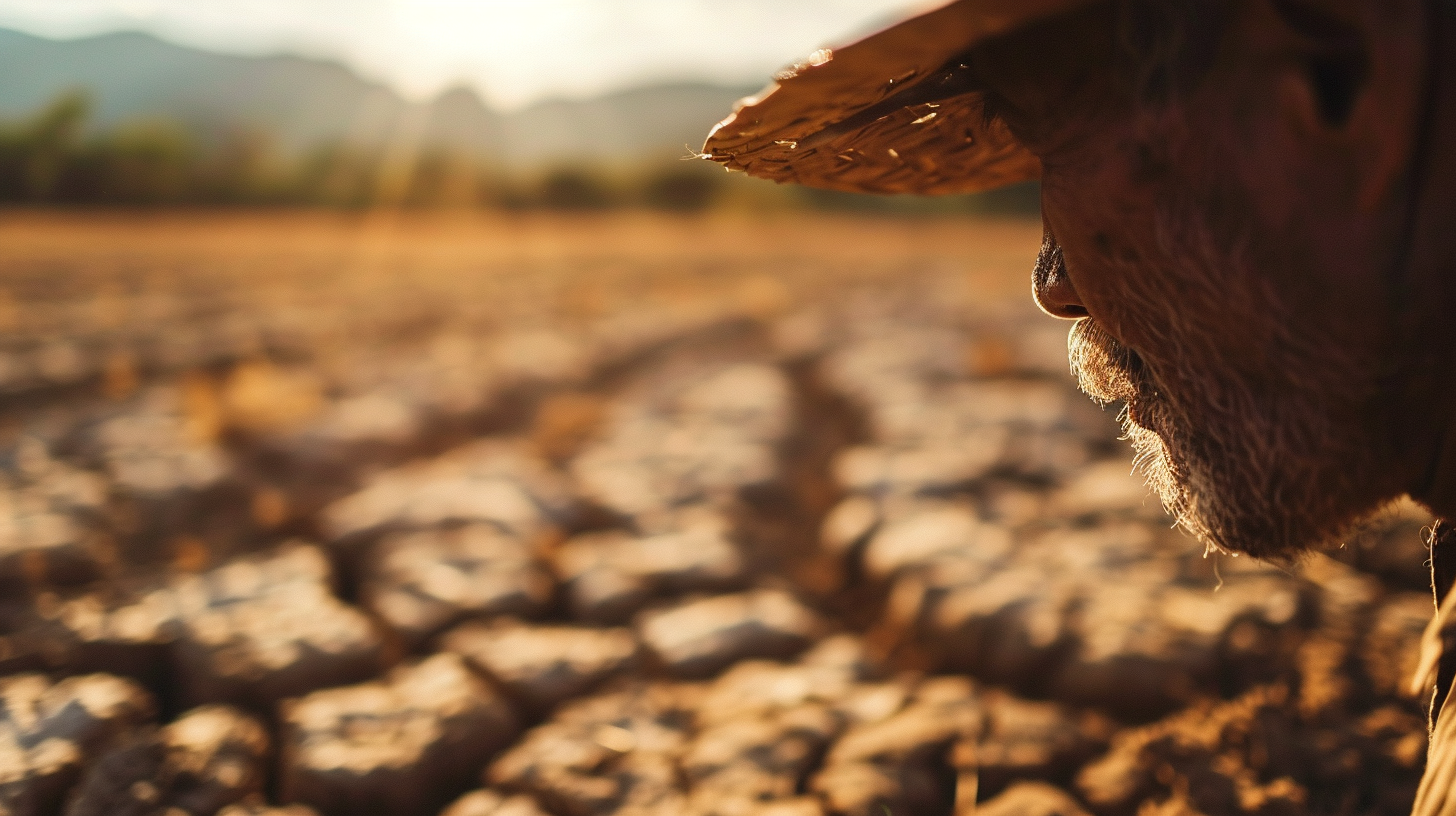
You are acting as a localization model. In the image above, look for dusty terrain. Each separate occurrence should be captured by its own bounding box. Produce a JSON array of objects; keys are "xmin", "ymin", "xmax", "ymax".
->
[{"xmin": 0, "ymin": 211, "xmax": 1437, "ymax": 816}]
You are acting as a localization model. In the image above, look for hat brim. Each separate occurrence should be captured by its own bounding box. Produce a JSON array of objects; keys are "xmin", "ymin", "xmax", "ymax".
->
[{"xmin": 701, "ymin": 0, "xmax": 1090, "ymax": 196}]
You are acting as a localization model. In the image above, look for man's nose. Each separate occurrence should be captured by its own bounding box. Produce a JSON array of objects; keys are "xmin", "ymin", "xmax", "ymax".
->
[{"xmin": 1032, "ymin": 231, "xmax": 1089, "ymax": 319}]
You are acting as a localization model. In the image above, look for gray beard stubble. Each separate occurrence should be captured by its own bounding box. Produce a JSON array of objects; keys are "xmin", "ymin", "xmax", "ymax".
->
[{"xmin": 1064, "ymin": 269, "xmax": 1371, "ymax": 560}]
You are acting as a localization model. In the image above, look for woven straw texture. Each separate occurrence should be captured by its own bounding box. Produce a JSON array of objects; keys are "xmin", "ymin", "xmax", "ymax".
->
[{"xmin": 701, "ymin": 0, "xmax": 1089, "ymax": 195}]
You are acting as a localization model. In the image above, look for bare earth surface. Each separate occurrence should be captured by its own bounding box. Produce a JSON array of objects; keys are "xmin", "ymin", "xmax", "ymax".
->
[{"xmin": 0, "ymin": 211, "xmax": 1437, "ymax": 816}]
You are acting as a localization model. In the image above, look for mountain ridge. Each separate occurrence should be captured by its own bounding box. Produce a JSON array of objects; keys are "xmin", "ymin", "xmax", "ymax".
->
[{"xmin": 0, "ymin": 27, "xmax": 756, "ymax": 168}]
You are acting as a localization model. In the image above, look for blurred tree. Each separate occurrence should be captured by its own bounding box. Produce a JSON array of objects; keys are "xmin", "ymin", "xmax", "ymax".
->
[
  {"xmin": 84, "ymin": 120, "xmax": 196, "ymax": 204},
  {"xmin": 964, "ymin": 181, "xmax": 1041, "ymax": 216},
  {"xmin": 537, "ymin": 167, "xmax": 613, "ymax": 210},
  {"xmin": 292, "ymin": 142, "xmax": 380, "ymax": 207},
  {"xmin": 0, "ymin": 90, "xmax": 90, "ymax": 201},
  {"xmin": 198, "ymin": 127, "xmax": 286, "ymax": 204},
  {"xmin": 404, "ymin": 148, "xmax": 484, "ymax": 207},
  {"xmin": 640, "ymin": 164, "xmax": 723, "ymax": 212}
]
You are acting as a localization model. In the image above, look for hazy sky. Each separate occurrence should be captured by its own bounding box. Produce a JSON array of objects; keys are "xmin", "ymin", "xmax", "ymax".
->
[{"xmin": 0, "ymin": 0, "xmax": 922, "ymax": 109}]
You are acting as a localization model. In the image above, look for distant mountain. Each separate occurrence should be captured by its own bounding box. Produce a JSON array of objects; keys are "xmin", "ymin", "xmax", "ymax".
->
[{"xmin": 0, "ymin": 28, "xmax": 755, "ymax": 168}]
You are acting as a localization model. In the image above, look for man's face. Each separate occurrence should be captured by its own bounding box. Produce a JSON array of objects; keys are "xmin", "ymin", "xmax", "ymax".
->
[
  {"xmin": 977, "ymin": 0, "xmax": 1424, "ymax": 558},
  {"xmin": 1040, "ymin": 149, "xmax": 1395, "ymax": 559}
]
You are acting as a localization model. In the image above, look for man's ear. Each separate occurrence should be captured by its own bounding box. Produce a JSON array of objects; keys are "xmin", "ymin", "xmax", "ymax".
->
[{"xmin": 1267, "ymin": 0, "xmax": 1428, "ymax": 210}]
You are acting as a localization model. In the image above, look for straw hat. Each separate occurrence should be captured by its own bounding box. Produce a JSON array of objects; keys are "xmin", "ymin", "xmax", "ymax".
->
[{"xmin": 701, "ymin": 0, "xmax": 1092, "ymax": 195}]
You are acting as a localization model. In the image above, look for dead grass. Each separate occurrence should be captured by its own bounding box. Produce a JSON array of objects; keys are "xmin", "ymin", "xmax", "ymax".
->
[{"xmin": 0, "ymin": 209, "xmax": 1041, "ymax": 302}]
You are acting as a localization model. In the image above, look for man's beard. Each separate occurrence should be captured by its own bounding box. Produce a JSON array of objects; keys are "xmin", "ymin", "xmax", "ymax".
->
[{"xmin": 1067, "ymin": 315, "xmax": 1376, "ymax": 560}]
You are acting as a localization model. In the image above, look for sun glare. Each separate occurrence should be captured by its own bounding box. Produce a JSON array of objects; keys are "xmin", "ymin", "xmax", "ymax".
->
[{"xmin": 0, "ymin": 0, "xmax": 916, "ymax": 108}]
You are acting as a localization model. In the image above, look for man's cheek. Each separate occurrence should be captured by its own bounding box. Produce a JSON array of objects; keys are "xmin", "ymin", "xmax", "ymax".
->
[
  {"xmin": 1051, "ymin": 249, "xmax": 1151, "ymax": 352},
  {"xmin": 1041, "ymin": 202, "xmax": 1156, "ymax": 346}
]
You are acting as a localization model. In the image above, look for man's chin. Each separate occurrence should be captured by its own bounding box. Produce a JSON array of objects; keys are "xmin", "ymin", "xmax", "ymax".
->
[
  {"xmin": 1123, "ymin": 409, "xmax": 1327, "ymax": 561},
  {"xmin": 1069, "ymin": 319, "xmax": 1338, "ymax": 560}
]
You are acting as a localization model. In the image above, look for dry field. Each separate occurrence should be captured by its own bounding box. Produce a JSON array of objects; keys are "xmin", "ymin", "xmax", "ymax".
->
[{"xmin": 0, "ymin": 211, "xmax": 1436, "ymax": 816}]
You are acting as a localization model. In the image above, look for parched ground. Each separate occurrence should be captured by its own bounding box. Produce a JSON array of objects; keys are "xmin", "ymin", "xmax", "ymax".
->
[{"xmin": 0, "ymin": 211, "xmax": 1437, "ymax": 816}]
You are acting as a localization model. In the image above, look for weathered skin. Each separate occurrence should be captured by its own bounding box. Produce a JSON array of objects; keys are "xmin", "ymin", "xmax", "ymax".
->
[{"xmin": 969, "ymin": 0, "xmax": 1447, "ymax": 560}]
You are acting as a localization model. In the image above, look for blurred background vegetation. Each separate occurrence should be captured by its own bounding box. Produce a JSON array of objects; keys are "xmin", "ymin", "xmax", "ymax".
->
[
  {"xmin": 0, "ymin": 88, "xmax": 1039, "ymax": 215},
  {"xmin": 0, "ymin": 26, "xmax": 1039, "ymax": 215}
]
